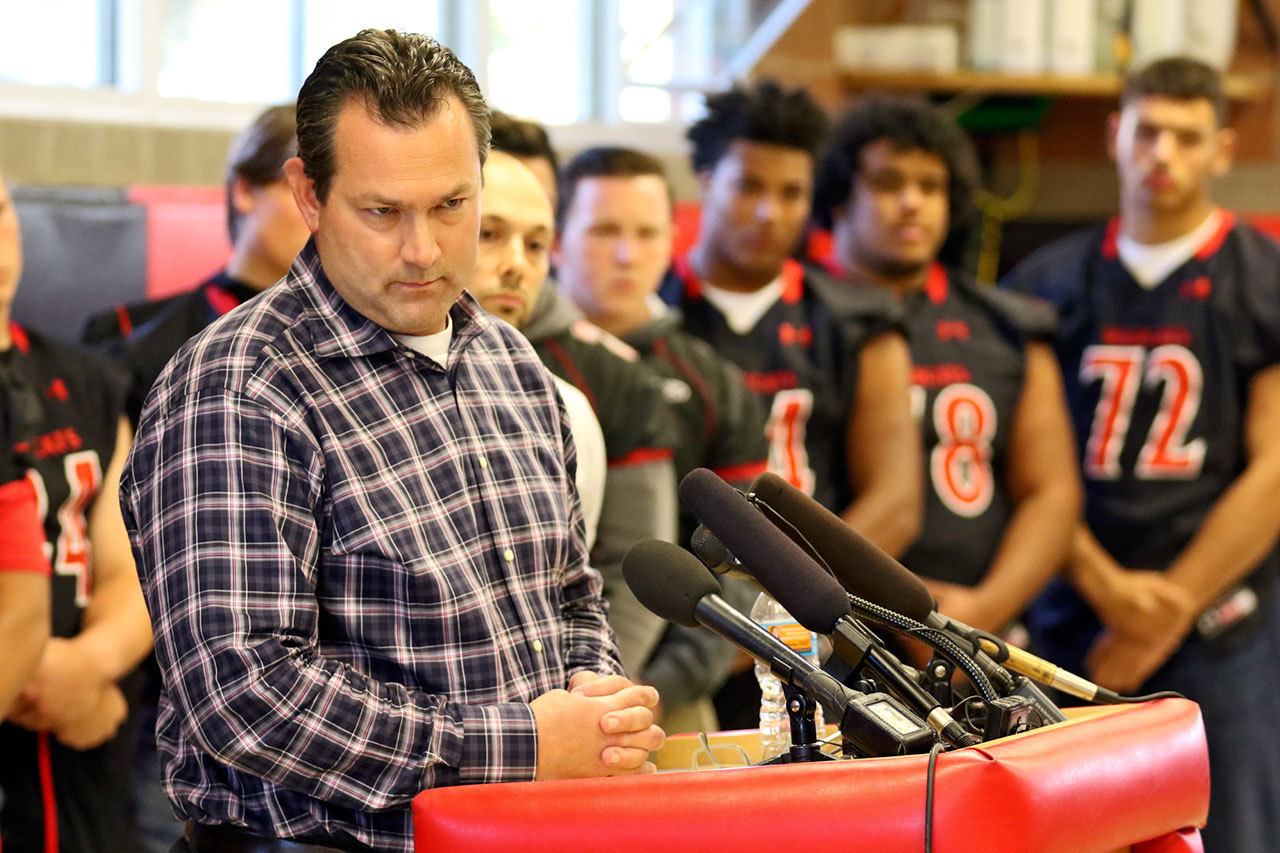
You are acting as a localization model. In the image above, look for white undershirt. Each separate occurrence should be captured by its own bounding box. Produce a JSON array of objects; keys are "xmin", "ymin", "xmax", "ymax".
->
[
  {"xmin": 393, "ymin": 315, "xmax": 453, "ymax": 364},
  {"xmin": 645, "ymin": 293, "xmax": 670, "ymax": 319},
  {"xmin": 1117, "ymin": 210, "xmax": 1223, "ymax": 290},
  {"xmin": 552, "ymin": 376, "xmax": 606, "ymax": 551},
  {"xmin": 700, "ymin": 275, "xmax": 784, "ymax": 335}
]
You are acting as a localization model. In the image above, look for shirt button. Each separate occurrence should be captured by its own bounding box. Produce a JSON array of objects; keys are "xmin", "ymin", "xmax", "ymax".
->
[
  {"xmin": 532, "ymin": 639, "xmax": 544, "ymax": 653},
  {"xmin": 404, "ymin": 349, "xmax": 416, "ymax": 358},
  {"xmin": 503, "ymin": 549, "xmax": 515, "ymax": 563},
  {"xmin": 479, "ymin": 457, "xmax": 489, "ymax": 470}
]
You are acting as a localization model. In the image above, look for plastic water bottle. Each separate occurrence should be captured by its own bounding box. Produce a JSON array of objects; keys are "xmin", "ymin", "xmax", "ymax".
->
[{"xmin": 750, "ymin": 591, "xmax": 824, "ymax": 760}]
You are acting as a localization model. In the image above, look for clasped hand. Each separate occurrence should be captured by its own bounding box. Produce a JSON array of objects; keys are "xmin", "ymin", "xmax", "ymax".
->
[
  {"xmin": 7, "ymin": 637, "xmax": 127, "ymax": 750},
  {"xmin": 1085, "ymin": 569, "xmax": 1197, "ymax": 694},
  {"xmin": 531, "ymin": 670, "xmax": 665, "ymax": 780}
]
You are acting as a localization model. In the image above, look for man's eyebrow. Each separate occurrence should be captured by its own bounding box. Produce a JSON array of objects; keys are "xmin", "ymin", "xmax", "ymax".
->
[
  {"xmin": 353, "ymin": 181, "xmax": 477, "ymax": 208},
  {"xmin": 1135, "ymin": 118, "xmax": 1208, "ymax": 135},
  {"xmin": 482, "ymin": 213, "xmax": 552, "ymax": 232}
]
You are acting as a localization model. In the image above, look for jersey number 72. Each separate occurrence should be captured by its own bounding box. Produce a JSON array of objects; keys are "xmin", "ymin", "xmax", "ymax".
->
[{"xmin": 1080, "ymin": 344, "xmax": 1206, "ymax": 480}]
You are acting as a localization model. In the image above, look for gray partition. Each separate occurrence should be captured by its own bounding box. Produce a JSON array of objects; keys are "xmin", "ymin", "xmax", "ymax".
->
[{"xmin": 11, "ymin": 186, "xmax": 147, "ymax": 344}]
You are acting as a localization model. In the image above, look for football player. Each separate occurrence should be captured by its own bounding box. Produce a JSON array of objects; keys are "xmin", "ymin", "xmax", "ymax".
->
[
  {"xmin": 813, "ymin": 95, "xmax": 1081, "ymax": 636},
  {"xmin": 1004, "ymin": 58, "xmax": 1280, "ymax": 853}
]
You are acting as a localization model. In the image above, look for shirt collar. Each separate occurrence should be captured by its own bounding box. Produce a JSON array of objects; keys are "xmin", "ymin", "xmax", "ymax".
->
[{"xmin": 290, "ymin": 239, "xmax": 490, "ymax": 361}]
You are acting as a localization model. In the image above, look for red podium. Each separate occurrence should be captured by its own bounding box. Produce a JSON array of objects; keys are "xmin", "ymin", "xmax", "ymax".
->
[{"xmin": 412, "ymin": 699, "xmax": 1208, "ymax": 852}]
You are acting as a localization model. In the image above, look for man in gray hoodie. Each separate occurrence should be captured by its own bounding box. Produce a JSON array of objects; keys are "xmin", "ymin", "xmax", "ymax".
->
[{"xmin": 470, "ymin": 151, "xmax": 679, "ymax": 680}]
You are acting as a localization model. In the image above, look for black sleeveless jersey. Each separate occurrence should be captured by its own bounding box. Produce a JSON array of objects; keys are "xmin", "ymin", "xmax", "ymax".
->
[
  {"xmin": 1004, "ymin": 214, "xmax": 1280, "ymax": 574},
  {"xmin": 8, "ymin": 323, "xmax": 125, "ymax": 637},
  {"xmin": 892, "ymin": 265, "xmax": 1056, "ymax": 586},
  {"xmin": 670, "ymin": 258, "xmax": 901, "ymax": 513}
]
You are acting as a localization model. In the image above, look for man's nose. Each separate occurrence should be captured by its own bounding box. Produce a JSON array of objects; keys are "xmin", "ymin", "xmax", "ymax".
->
[
  {"xmin": 498, "ymin": 237, "xmax": 530, "ymax": 286},
  {"xmin": 401, "ymin": 217, "xmax": 442, "ymax": 270}
]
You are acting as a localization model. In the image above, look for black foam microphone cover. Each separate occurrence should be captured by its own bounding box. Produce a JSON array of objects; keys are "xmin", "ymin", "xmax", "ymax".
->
[
  {"xmin": 690, "ymin": 524, "xmax": 728, "ymax": 571},
  {"xmin": 679, "ymin": 468, "xmax": 850, "ymax": 633},
  {"xmin": 622, "ymin": 539, "xmax": 721, "ymax": 628},
  {"xmin": 750, "ymin": 471, "xmax": 936, "ymax": 623}
]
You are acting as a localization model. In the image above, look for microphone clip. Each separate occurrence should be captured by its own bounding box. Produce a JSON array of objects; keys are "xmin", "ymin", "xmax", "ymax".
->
[{"xmin": 759, "ymin": 686, "xmax": 838, "ymax": 766}]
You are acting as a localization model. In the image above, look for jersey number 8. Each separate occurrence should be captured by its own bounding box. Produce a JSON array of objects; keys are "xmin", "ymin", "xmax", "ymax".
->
[{"xmin": 916, "ymin": 383, "xmax": 997, "ymax": 518}]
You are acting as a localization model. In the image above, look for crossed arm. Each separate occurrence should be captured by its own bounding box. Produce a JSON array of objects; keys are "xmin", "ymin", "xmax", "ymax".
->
[{"xmin": 8, "ymin": 418, "xmax": 152, "ymax": 749}]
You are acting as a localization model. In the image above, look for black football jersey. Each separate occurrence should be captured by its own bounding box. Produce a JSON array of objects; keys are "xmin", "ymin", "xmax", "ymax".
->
[
  {"xmin": 9, "ymin": 323, "xmax": 125, "ymax": 637},
  {"xmin": 1, "ymin": 323, "xmax": 134, "ymax": 853},
  {"xmin": 671, "ymin": 257, "xmax": 900, "ymax": 513},
  {"xmin": 622, "ymin": 311, "xmax": 768, "ymax": 544},
  {"xmin": 1004, "ymin": 214, "xmax": 1280, "ymax": 574},
  {"xmin": 532, "ymin": 324, "xmax": 676, "ymax": 466},
  {"xmin": 892, "ymin": 265, "xmax": 1055, "ymax": 586},
  {"xmin": 102, "ymin": 272, "xmax": 257, "ymax": 425}
]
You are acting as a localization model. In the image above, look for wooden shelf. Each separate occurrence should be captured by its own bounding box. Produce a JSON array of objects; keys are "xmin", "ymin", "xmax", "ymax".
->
[{"xmin": 837, "ymin": 68, "xmax": 1274, "ymax": 101}]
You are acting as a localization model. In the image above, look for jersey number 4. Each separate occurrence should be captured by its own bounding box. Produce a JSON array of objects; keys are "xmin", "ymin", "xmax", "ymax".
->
[
  {"xmin": 767, "ymin": 389, "xmax": 816, "ymax": 496},
  {"xmin": 1080, "ymin": 344, "xmax": 1205, "ymax": 480},
  {"xmin": 26, "ymin": 450, "xmax": 102, "ymax": 607}
]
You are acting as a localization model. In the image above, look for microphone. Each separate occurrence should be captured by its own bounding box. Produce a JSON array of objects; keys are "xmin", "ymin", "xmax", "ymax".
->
[
  {"xmin": 751, "ymin": 471, "xmax": 1091, "ymax": 707},
  {"xmin": 690, "ymin": 524, "xmax": 740, "ymax": 575},
  {"xmin": 622, "ymin": 539, "xmax": 936, "ymax": 757},
  {"xmin": 679, "ymin": 469, "xmax": 981, "ymax": 748}
]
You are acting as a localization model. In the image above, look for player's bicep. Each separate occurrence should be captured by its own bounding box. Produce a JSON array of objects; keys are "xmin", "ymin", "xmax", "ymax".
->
[
  {"xmin": 1244, "ymin": 363, "xmax": 1280, "ymax": 467},
  {"xmin": 0, "ymin": 571, "xmax": 50, "ymax": 717},
  {"xmin": 848, "ymin": 330, "xmax": 919, "ymax": 489},
  {"xmin": 1006, "ymin": 343, "xmax": 1081, "ymax": 503},
  {"xmin": 87, "ymin": 417, "xmax": 136, "ymax": 586}
]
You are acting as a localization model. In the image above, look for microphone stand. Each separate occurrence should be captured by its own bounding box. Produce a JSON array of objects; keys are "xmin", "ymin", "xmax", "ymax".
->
[{"xmin": 760, "ymin": 686, "xmax": 837, "ymax": 765}]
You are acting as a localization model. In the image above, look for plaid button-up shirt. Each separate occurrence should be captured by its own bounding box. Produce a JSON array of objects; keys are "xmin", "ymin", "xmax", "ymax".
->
[{"xmin": 120, "ymin": 241, "xmax": 622, "ymax": 851}]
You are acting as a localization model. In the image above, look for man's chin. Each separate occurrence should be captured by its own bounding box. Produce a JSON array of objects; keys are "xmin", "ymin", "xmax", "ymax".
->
[
  {"xmin": 478, "ymin": 303, "xmax": 519, "ymax": 324},
  {"xmin": 731, "ymin": 249, "xmax": 789, "ymax": 281},
  {"xmin": 867, "ymin": 255, "xmax": 932, "ymax": 282}
]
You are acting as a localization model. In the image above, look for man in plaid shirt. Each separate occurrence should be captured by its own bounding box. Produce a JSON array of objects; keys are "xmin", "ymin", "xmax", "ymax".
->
[{"xmin": 120, "ymin": 30, "xmax": 662, "ymax": 853}]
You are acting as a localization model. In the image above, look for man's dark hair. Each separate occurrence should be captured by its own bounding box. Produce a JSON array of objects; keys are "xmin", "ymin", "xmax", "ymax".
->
[
  {"xmin": 295, "ymin": 29, "xmax": 490, "ymax": 202},
  {"xmin": 556, "ymin": 146, "xmax": 673, "ymax": 232},
  {"xmin": 812, "ymin": 94, "xmax": 979, "ymax": 238},
  {"xmin": 490, "ymin": 111, "xmax": 559, "ymax": 174},
  {"xmin": 686, "ymin": 79, "xmax": 829, "ymax": 173},
  {"xmin": 1122, "ymin": 56, "xmax": 1227, "ymax": 125},
  {"xmin": 225, "ymin": 103, "xmax": 297, "ymax": 242}
]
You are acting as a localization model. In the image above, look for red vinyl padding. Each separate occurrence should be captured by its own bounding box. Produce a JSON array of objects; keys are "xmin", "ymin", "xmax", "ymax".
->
[
  {"xmin": 1133, "ymin": 827, "xmax": 1205, "ymax": 853},
  {"xmin": 128, "ymin": 186, "xmax": 231, "ymax": 300},
  {"xmin": 413, "ymin": 699, "xmax": 1207, "ymax": 853}
]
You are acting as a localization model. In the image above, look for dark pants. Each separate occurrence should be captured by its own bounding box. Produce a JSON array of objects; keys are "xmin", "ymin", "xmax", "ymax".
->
[
  {"xmin": 171, "ymin": 822, "xmax": 366, "ymax": 852},
  {"xmin": 135, "ymin": 698, "xmax": 186, "ymax": 853}
]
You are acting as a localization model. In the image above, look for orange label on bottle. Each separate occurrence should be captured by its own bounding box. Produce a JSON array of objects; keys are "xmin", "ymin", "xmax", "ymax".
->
[{"xmin": 767, "ymin": 623, "xmax": 816, "ymax": 654}]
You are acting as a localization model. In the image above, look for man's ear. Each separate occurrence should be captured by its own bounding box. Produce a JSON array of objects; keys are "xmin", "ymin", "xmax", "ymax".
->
[
  {"xmin": 229, "ymin": 175, "xmax": 257, "ymax": 217},
  {"xmin": 283, "ymin": 157, "xmax": 321, "ymax": 233},
  {"xmin": 1212, "ymin": 126, "xmax": 1238, "ymax": 178},
  {"xmin": 1105, "ymin": 111, "xmax": 1121, "ymax": 163},
  {"xmin": 696, "ymin": 169, "xmax": 713, "ymax": 196}
]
